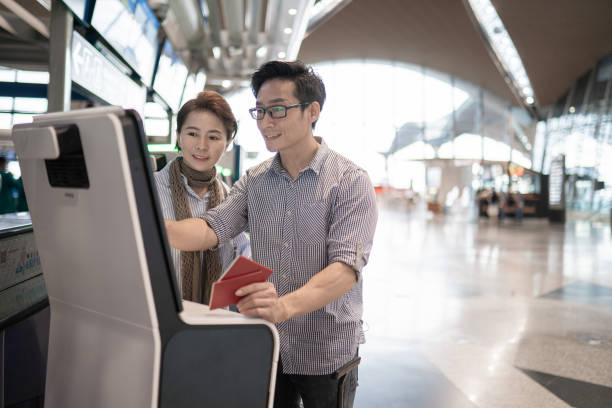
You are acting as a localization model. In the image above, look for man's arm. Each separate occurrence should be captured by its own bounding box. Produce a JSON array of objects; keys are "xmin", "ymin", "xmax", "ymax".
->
[
  {"xmin": 235, "ymin": 261, "xmax": 356, "ymax": 323},
  {"xmin": 164, "ymin": 218, "xmax": 219, "ymax": 251}
]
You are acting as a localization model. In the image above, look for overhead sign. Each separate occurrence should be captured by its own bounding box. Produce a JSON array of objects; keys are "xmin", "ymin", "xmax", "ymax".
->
[
  {"xmin": 60, "ymin": 0, "xmax": 87, "ymax": 21},
  {"xmin": 90, "ymin": 0, "xmax": 159, "ymax": 85},
  {"xmin": 549, "ymin": 155, "xmax": 565, "ymax": 209},
  {"xmin": 71, "ymin": 31, "xmax": 146, "ymax": 118}
]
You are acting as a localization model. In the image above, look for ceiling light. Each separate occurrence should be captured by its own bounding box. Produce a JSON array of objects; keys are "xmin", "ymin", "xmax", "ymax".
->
[
  {"xmin": 221, "ymin": 80, "xmax": 232, "ymax": 88},
  {"xmin": 288, "ymin": 8, "xmax": 298, "ymax": 16},
  {"xmin": 228, "ymin": 46, "xmax": 243, "ymax": 57},
  {"xmin": 569, "ymin": 106, "xmax": 576, "ymax": 113},
  {"xmin": 256, "ymin": 46, "xmax": 268, "ymax": 58},
  {"xmin": 277, "ymin": 51, "xmax": 286, "ymax": 59},
  {"xmin": 212, "ymin": 46, "xmax": 221, "ymax": 59},
  {"xmin": 284, "ymin": 27, "xmax": 293, "ymax": 35},
  {"xmin": 468, "ymin": 0, "xmax": 536, "ymax": 107}
]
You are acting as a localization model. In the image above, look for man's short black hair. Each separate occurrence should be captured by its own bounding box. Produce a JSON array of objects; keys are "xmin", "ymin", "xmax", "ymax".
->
[{"xmin": 251, "ymin": 60, "xmax": 326, "ymax": 129}]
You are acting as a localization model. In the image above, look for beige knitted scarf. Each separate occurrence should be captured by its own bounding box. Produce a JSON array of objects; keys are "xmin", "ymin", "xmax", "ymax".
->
[{"xmin": 169, "ymin": 157, "xmax": 223, "ymax": 304}]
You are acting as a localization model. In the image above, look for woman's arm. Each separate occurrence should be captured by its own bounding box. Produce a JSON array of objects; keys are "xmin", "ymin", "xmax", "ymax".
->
[{"xmin": 164, "ymin": 218, "xmax": 219, "ymax": 251}]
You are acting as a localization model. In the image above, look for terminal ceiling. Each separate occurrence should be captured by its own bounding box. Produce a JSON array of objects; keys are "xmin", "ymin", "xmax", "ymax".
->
[
  {"xmin": 299, "ymin": 0, "xmax": 612, "ymax": 108},
  {"xmin": 1, "ymin": 0, "xmax": 612, "ymax": 111}
]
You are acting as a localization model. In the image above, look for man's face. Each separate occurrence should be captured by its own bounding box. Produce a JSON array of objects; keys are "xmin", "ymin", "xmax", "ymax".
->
[{"xmin": 255, "ymin": 79, "xmax": 318, "ymax": 154}]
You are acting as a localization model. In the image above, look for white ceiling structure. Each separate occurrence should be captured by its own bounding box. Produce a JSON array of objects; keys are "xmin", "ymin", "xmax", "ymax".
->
[
  {"xmin": 1, "ymin": 0, "xmax": 612, "ymax": 114},
  {"xmin": 0, "ymin": 0, "xmax": 352, "ymax": 91},
  {"xmin": 160, "ymin": 0, "xmax": 315, "ymax": 90}
]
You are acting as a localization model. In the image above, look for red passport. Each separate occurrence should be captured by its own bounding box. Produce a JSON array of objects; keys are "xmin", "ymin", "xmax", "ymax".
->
[{"xmin": 208, "ymin": 256, "xmax": 274, "ymax": 310}]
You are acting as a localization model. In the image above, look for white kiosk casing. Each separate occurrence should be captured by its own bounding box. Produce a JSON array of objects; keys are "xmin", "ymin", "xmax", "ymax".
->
[{"xmin": 12, "ymin": 107, "xmax": 278, "ymax": 408}]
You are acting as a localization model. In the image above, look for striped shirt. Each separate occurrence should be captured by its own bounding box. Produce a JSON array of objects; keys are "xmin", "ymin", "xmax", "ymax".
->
[
  {"xmin": 154, "ymin": 161, "xmax": 251, "ymax": 293},
  {"xmin": 205, "ymin": 138, "xmax": 378, "ymax": 375}
]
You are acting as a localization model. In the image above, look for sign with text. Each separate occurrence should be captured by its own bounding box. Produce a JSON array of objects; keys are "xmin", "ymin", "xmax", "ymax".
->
[
  {"xmin": 549, "ymin": 155, "xmax": 565, "ymax": 209},
  {"xmin": 71, "ymin": 31, "xmax": 146, "ymax": 117}
]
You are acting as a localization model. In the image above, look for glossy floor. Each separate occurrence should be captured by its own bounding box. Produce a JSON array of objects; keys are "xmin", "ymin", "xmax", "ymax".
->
[{"xmin": 355, "ymin": 203, "xmax": 612, "ymax": 408}]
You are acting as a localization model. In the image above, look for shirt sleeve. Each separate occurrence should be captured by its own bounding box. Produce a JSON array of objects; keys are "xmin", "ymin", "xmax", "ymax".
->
[
  {"xmin": 204, "ymin": 172, "xmax": 249, "ymax": 244},
  {"xmin": 233, "ymin": 232, "xmax": 252, "ymax": 258},
  {"xmin": 327, "ymin": 168, "xmax": 378, "ymax": 279},
  {"xmin": 153, "ymin": 168, "xmax": 174, "ymax": 220}
]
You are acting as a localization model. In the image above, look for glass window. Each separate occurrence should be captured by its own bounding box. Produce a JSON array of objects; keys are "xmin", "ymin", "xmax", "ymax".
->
[
  {"xmin": 482, "ymin": 92, "xmax": 507, "ymax": 141},
  {"xmin": 15, "ymin": 70, "xmax": 49, "ymax": 84},
  {"xmin": 12, "ymin": 114, "xmax": 34, "ymax": 125},
  {"xmin": 531, "ymin": 121, "xmax": 547, "ymax": 172},
  {"xmin": 181, "ymin": 71, "xmax": 207, "ymax": 106},
  {"xmin": 511, "ymin": 149, "xmax": 532, "ymax": 169},
  {"xmin": 224, "ymin": 87, "xmax": 271, "ymax": 167},
  {"xmin": 391, "ymin": 63, "xmax": 423, "ymax": 126},
  {"xmin": 0, "ymin": 97, "xmax": 13, "ymax": 111},
  {"xmin": 144, "ymin": 101, "xmax": 167, "ymax": 118},
  {"xmin": 0, "ymin": 67, "xmax": 16, "ymax": 82},
  {"xmin": 484, "ymin": 137, "xmax": 511, "ymax": 161},
  {"xmin": 388, "ymin": 159, "xmax": 425, "ymax": 191},
  {"xmin": 144, "ymin": 118, "xmax": 169, "ymax": 137},
  {"xmin": 441, "ymin": 133, "xmax": 483, "ymax": 160},
  {"xmin": 394, "ymin": 141, "xmax": 435, "ymax": 161},
  {"xmin": 364, "ymin": 62, "xmax": 395, "ymax": 153},
  {"xmin": 0, "ymin": 113, "xmax": 12, "ymax": 129},
  {"xmin": 424, "ymin": 69, "xmax": 454, "ymax": 124},
  {"xmin": 152, "ymin": 40, "xmax": 188, "ymax": 111},
  {"xmin": 13, "ymin": 97, "xmax": 48, "ymax": 113},
  {"xmin": 226, "ymin": 59, "xmax": 532, "ymax": 190}
]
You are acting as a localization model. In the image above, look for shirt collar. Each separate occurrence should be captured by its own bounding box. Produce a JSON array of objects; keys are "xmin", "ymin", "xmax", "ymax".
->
[{"xmin": 269, "ymin": 136, "xmax": 329, "ymax": 177}]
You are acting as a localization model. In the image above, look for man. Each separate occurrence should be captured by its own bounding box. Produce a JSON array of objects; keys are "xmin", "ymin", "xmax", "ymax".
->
[
  {"xmin": 0, "ymin": 156, "xmax": 21, "ymax": 214},
  {"xmin": 165, "ymin": 60, "xmax": 378, "ymax": 407}
]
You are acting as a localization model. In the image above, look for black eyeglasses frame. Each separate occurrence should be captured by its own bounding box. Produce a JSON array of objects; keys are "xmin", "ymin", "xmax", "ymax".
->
[{"xmin": 249, "ymin": 102, "xmax": 312, "ymax": 120}]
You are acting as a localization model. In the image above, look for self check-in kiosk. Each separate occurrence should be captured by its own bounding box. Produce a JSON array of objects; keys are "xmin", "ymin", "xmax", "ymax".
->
[{"xmin": 12, "ymin": 107, "xmax": 279, "ymax": 408}]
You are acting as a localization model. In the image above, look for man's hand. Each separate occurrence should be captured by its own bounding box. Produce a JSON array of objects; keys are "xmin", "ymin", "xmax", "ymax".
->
[
  {"xmin": 235, "ymin": 282, "xmax": 289, "ymax": 323},
  {"xmin": 235, "ymin": 262, "xmax": 356, "ymax": 323}
]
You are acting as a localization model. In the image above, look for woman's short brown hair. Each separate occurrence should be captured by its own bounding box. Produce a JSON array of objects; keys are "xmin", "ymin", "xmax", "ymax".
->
[{"xmin": 176, "ymin": 91, "xmax": 238, "ymax": 148}]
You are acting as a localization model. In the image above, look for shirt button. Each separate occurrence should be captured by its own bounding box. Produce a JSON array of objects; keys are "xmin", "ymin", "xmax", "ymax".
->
[
  {"xmin": 283, "ymin": 242, "xmax": 289, "ymax": 248},
  {"xmin": 282, "ymin": 274, "xmax": 287, "ymax": 279},
  {"xmin": 287, "ymin": 210, "xmax": 292, "ymax": 216},
  {"xmin": 289, "ymin": 182, "xmax": 294, "ymax": 188}
]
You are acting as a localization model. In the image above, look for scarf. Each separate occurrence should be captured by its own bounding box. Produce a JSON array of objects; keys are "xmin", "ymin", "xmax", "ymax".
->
[{"xmin": 169, "ymin": 157, "xmax": 223, "ymax": 304}]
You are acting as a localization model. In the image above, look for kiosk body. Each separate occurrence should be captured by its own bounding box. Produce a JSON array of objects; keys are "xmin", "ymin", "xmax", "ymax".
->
[{"xmin": 12, "ymin": 107, "xmax": 278, "ymax": 408}]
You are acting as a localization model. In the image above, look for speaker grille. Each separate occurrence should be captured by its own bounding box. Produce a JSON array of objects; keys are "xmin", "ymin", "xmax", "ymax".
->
[{"xmin": 45, "ymin": 124, "xmax": 89, "ymax": 189}]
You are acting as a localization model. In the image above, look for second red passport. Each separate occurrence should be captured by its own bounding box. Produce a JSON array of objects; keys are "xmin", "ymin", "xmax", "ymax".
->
[{"xmin": 208, "ymin": 256, "xmax": 274, "ymax": 310}]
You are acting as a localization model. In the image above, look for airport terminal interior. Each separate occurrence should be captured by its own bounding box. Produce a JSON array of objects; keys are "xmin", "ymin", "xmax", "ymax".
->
[{"xmin": 0, "ymin": 0, "xmax": 611, "ymax": 407}]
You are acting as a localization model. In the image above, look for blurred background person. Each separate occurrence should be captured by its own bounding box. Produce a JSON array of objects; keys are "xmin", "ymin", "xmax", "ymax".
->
[{"xmin": 0, "ymin": 156, "xmax": 23, "ymax": 214}]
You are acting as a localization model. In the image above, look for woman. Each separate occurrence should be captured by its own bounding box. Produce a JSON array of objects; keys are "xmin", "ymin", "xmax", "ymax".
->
[{"xmin": 155, "ymin": 91, "xmax": 250, "ymax": 305}]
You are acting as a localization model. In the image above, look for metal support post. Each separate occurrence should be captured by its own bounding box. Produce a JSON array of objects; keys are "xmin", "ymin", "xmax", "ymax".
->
[{"xmin": 47, "ymin": 1, "xmax": 73, "ymax": 112}]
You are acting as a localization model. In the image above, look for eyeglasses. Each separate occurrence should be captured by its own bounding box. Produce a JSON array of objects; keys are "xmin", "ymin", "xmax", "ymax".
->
[{"xmin": 249, "ymin": 102, "xmax": 311, "ymax": 120}]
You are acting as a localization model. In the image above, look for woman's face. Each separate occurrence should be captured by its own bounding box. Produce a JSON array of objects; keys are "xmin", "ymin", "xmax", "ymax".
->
[{"xmin": 177, "ymin": 110, "xmax": 229, "ymax": 172}]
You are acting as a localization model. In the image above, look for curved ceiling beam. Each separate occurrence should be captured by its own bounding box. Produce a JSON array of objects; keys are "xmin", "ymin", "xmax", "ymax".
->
[{"xmin": 0, "ymin": 0, "xmax": 49, "ymax": 38}]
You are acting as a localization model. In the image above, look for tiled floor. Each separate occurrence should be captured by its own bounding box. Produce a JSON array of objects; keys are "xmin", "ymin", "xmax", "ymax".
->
[{"xmin": 355, "ymin": 202, "xmax": 612, "ymax": 407}]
